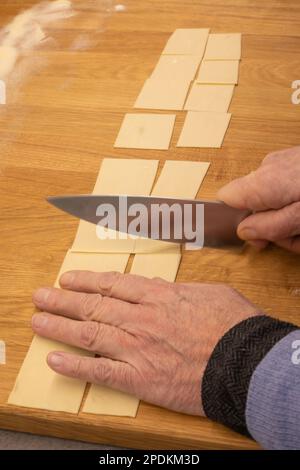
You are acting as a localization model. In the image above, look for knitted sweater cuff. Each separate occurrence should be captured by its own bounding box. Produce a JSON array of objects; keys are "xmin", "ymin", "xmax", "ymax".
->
[{"xmin": 201, "ymin": 315, "xmax": 297, "ymax": 436}]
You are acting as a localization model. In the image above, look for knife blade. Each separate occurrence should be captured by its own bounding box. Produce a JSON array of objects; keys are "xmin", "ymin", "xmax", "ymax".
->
[{"xmin": 47, "ymin": 195, "xmax": 250, "ymax": 247}]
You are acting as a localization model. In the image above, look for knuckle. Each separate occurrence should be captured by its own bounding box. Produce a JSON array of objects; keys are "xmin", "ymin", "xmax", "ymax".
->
[
  {"xmin": 70, "ymin": 357, "xmax": 82, "ymax": 377},
  {"xmin": 93, "ymin": 361, "xmax": 113, "ymax": 384},
  {"xmin": 80, "ymin": 321, "xmax": 100, "ymax": 350},
  {"xmin": 47, "ymin": 290, "xmax": 60, "ymax": 310},
  {"xmin": 80, "ymin": 293, "xmax": 103, "ymax": 320},
  {"xmin": 97, "ymin": 271, "xmax": 121, "ymax": 296}
]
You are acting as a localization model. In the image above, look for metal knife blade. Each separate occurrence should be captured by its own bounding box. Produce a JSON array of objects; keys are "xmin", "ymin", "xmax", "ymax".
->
[{"xmin": 47, "ymin": 195, "xmax": 250, "ymax": 247}]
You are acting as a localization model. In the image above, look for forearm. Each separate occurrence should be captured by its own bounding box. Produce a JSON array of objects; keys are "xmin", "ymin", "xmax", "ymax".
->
[{"xmin": 201, "ymin": 315, "xmax": 300, "ymax": 449}]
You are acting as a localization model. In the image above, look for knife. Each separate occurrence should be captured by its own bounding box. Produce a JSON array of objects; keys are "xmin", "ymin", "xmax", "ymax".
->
[{"xmin": 47, "ymin": 195, "xmax": 250, "ymax": 248}]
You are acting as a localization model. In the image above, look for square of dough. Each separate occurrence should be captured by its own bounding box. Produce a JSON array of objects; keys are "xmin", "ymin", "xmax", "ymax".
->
[
  {"xmin": 93, "ymin": 158, "xmax": 159, "ymax": 195},
  {"xmin": 130, "ymin": 252, "xmax": 182, "ymax": 282},
  {"xmin": 134, "ymin": 78, "xmax": 191, "ymax": 111},
  {"xmin": 162, "ymin": 28, "xmax": 210, "ymax": 56},
  {"xmin": 82, "ymin": 386, "xmax": 139, "ymax": 417},
  {"xmin": 134, "ymin": 160, "xmax": 210, "ymax": 253},
  {"xmin": 184, "ymin": 83, "xmax": 235, "ymax": 112},
  {"xmin": 114, "ymin": 113, "xmax": 176, "ymax": 150},
  {"xmin": 151, "ymin": 55, "xmax": 201, "ymax": 81},
  {"xmin": 204, "ymin": 33, "xmax": 241, "ymax": 60},
  {"xmin": 196, "ymin": 61, "xmax": 239, "ymax": 84},
  {"xmin": 72, "ymin": 158, "xmax": 159, "ymax": 253},
  {"xmin": 177, "ymin": 111, "xmax": 231, "ymax": 148},
  {"xmin": 152, "ymin": 160, "xmax": 211, "ymax": 198}
]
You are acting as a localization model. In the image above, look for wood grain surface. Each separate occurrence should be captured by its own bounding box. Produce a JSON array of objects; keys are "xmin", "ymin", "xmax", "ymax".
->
[{"xmin": 0, "ymin": 0, "xmax": 300, "ymax": 450}]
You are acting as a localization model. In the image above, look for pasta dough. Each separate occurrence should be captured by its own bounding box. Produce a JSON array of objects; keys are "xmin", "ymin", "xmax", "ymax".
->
[
  {"xmin": 177, "ymin": 111, "xmax": 231, "ymax": 148},
  {"xmin": 151, "ymin": 160, "xmax": 210, "ymax": 198},
  {"xmin": 114, "ymin": 113, "xmax": 176, "ymax": 150},
  {"xmin": 93, "ymin": 158, "xmax": 159, "ymax": 195},
  {"xmin": 134, "ymin": 78, "xmax": 191, "ymax": 111},
  {"xmin": 162, "ymin": 28, "xmax": 210, "ymax": 56},
  {"xmin": 204, "ymin": 33, "xmax": 242, "ymax": 60},
  {"xmin": 71, "ymin": 158, "xmax": 159, "ymax": 253},
  {"xmin": 82, "ymin": 385, "xmax": 140, "ymax": 417},
  {"xmin": 8, "ymin": 251, "xmax": 130, "ymax": 413},
  {"xmin": 184, "ymin": 84, "xmax": 235, "ymax": 112},
  {"xmin": 134, "ymin": 160, "xmax": 210, "ymax": 253},
  {"xmin": 196, "ymin": 61, "xmax": 239, "ymax": 85},
  {"xmin": 151, "ymin": 55, "xmax": 201, "ymax": 82},
  {"xmin": 130, "ymin": 251, "xmax": 182, "ymax": 282}
]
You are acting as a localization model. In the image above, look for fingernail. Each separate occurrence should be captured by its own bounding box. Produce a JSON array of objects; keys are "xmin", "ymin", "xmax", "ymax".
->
[
  {"xmin": 60, "ymin": 272, "xmax": 74, "ymax": 287},
  {"xmin": 33, "ymin": 288, "xmax": 51, "ymax": 304},
  {"xmin": 238, "ymin": 228, "xmax": 257, "ymax": 240},
  {"xmin": 32, "ymin": 313, "xmax": 48, "ymax": 328},
  {"xmin": 48, "ymin": 353, "xmax": 63, "ymax": 368}
]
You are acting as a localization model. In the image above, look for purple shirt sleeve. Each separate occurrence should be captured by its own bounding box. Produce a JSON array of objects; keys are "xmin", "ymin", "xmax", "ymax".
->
[{"xmin": 246, "ymin": 330, "xmax": 300, "ymax": 449}]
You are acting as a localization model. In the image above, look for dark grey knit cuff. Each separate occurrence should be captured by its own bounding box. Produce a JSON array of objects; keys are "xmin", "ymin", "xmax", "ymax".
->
[{"xmin": 201, "ymin": 315, "xmax": 298, "ymax": 436}]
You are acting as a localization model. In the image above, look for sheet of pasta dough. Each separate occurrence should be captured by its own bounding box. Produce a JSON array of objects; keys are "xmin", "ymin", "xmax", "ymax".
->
[
  {"xmin": 114, "ymin": 114, "xmax": 176, "ymax": 150},
  {"xmin": 196, "ymin": 61, "xmax": 239, "ymax": 85},
  {"xmin": 8, "ymin": 251, "xmax": 129, "ymax": 412},
  {"xmin": 134, "ymin": 160, "xmax": 210, "ymax": 253},
  {"xmin": 151, "ymin": 55, "xmax": 201, "ymax": 82},
  {"xmin": 134, "ymin": 78, "xmax": 191, "ymax": 111},
  {"xmin": 204, "ymin": 33, "xmax": 242, "ymax": 60},
  {"xmin": 71, "ymin": 158, "xmax": 159, "ymax": 253},
  {"xmin": 162, "ymin": 28, "xmax": 210, "ymax": 56},
  {"xmin": 184, "ymin": 84, "xmax": 235, "ymax": 112},
  {"xmin": 83, "ymin": 160, "xmax": 210, "ymax": 417},
  {"xmin": 177, "ymin": 111, "xmax": 232, "ymax": 148}
]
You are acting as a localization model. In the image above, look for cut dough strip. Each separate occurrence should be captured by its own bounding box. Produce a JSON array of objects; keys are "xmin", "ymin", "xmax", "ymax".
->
[
  {"xmin": 83, "ymin": 160, "xmax": 210, "ymax": 416},
  {"xmin": 71, "ymin": 158, "xmax": 159, "ymax": 253},
  {"xmin": 8, "ymin": 251, "xmax": 130, "ymax": 413},
  {"xmin": 8, "ymin": 158, "xmax": 159, "ymax": 415}
]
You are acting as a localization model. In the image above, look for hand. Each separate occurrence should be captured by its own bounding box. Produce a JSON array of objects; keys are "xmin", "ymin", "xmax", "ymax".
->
[
  {"xmin": 218, "ymin": 146, "xmax": 300, "ymax": 253},
  {"xmin": 32, "ymin": 271, "xmax": 260, "ymax": 416}
]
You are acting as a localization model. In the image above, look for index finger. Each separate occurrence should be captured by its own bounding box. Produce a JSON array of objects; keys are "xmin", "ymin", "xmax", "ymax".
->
[{"xmin": 60, "ymin": 271, "xmax": 155, "ymax": 303}]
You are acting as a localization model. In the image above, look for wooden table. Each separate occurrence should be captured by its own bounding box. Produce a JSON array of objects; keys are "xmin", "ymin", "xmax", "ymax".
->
[{"xmin": 0, "ymin": 0, "xmax": 300, "ymax": 450}]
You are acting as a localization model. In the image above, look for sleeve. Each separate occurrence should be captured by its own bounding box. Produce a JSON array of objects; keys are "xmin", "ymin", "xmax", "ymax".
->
[
  {"xmin": 201, "ymin": 315, "xmax": 298, "ymax": 446},
  {"xmin": 246, "ymin": 330, "xmax": 300, "ymax": 449}
]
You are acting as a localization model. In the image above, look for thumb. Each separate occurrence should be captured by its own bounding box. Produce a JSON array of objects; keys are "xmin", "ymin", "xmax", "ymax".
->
[
  {"xmin": 218, "ymin": 166, "xmax": 296, "ymax": 211},
  {"xmin": 217, "ymin": 172, "xmax": 259, "ymax": 210},
  {"xmin": 237, "ymin": 201, "xmax": 300, "ymax": 242}
]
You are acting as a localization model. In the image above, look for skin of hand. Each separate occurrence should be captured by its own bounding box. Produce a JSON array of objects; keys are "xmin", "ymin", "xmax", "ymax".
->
[
  {"xmin": 218, "ymin": 146, "xmax": 300, "ymax": 253},
  {"xmin": 32, "ymin": 271, "xmax": 260, "ymax": 416}
]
